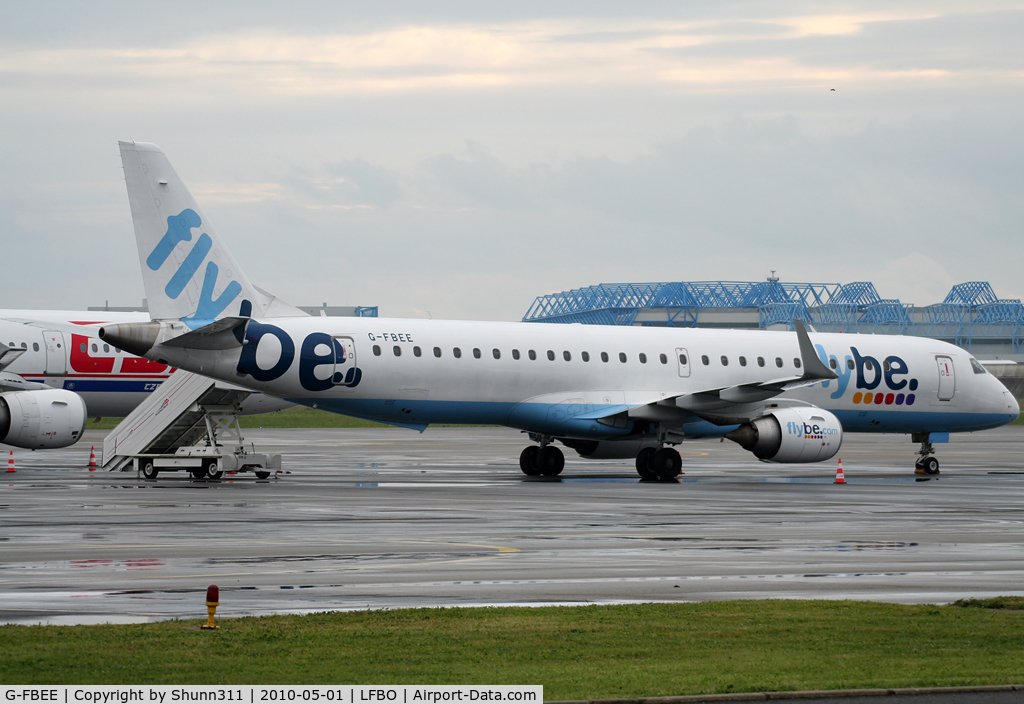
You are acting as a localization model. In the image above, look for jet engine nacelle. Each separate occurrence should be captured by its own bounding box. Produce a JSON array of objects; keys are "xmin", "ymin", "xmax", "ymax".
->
[
  {"xmin": 559, "ymin": 437, "xmax": 659, "ymax": 459},
  {"xmin": 0, "ymin": 389, "xmax": 88, "ymax": 449},
  {"xmin": 725, "ymin": 406, "xmax": 842, "ymax": 463}
]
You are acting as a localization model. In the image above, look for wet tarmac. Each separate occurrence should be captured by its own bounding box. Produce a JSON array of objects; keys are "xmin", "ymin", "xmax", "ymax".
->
[{"xmin": 1, "ymin": 426, "xmax": 1023, "ymax": 625}]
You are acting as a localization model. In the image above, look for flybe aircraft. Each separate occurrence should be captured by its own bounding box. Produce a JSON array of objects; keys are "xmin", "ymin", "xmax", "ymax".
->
[
  {"xmin": 100, "ymin": 142, "xmax": 1019, "ymax": 480},
  {"xmin": 0, "ymin": 311, "xmax": 291, "ymax": 450}
]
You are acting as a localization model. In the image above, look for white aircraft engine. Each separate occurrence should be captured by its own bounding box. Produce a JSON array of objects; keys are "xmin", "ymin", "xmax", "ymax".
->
[
  {"xmin": 725, "ymin": 406, "xmax": 843, "ymax": 463},
  {"xmin": 0, "ymin": 389, "xmax": 88, "ymax": 449}
]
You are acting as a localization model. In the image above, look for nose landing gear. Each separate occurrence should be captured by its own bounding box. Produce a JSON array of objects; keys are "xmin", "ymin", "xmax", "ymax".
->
[
  {"xmin": 913, "ymin": 434, "xmax": 940, "ymax": 474},
  {"xmin": 915, "ymin": 454, "xmax": 940, "ymax": 474}
]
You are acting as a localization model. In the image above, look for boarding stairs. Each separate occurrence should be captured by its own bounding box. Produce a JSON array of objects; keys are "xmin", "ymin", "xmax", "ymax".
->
[{"xmin": 101, "ymin": 368, "xmax": 280, "ymax": 478}]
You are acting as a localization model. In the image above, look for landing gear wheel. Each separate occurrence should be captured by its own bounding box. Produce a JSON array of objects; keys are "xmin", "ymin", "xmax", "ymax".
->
[
  {"xmin": 204, "ymin": 460, "xmax": 223, "ymax": 480},
  {"xmin": 650, "ymin": 447, "xmax": 682, "ymax": 481},
  {"xmin": 922, "ymin": 456, "xmax": 940, "ymax": 475},
  {"xmin": 190, "ymin": 467, "xmax": 207, "ymax": 479},
  {"xmin": 537, "ymin": 446, "xmax": 565, "ymax": 477},
  {"xmin": 141, "ymin": 462, "xmax": 158, "ymax": 480},
  {"xmin": 635, "ymin": 447, "xmax": 657, "ymax": 480},
  {"xmin": 519, "ymin": 446, "xmax": 542, "ymax": 476},
  {"xmin": 254, "ymin": 470, "xmax": 271, "ymax": 479}
]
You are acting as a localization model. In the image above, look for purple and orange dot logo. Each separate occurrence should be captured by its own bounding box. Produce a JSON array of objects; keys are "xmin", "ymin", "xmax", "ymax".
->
[{"xmin": 852, "ymin": 391, "xmax": 915, "ymax": 405}]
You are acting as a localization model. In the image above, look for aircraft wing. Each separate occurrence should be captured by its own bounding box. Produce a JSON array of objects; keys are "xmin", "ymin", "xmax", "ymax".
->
[
  {"xmin": 614, "ymin": 320, "xmax": 839, "ymax": 427},
  {"xmin": 0, "ymin": 371, "xmax": 40, "ymax": 393},
  {"xmin": 0, "ymin": 344, "xmax": 27, "ymax": 372}
]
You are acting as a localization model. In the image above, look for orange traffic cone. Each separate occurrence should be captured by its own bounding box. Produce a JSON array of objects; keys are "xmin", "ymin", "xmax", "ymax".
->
[
  {"xmin": 88, "ymin": 446, "xmax": 98, "ymax": 471},
  {"xmin": 834, "ymin": 458, "xmax": 846, "ymax": 484},
  {"xmin": 6, "ymin": 451, "xmax": 15, "ymax": 473}
]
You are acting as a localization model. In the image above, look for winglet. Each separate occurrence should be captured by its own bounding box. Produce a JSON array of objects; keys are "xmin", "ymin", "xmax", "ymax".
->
[{"xmin": 794, "ymin": 319, "xmax": 838, "ymax": 381}]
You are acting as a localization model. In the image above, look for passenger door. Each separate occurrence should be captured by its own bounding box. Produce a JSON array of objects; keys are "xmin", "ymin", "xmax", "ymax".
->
[
  {"xmin": 332, "ymin": 336, "xmax": 359, "ymax": 386},
  {"xmin": 936, "ymin": 355, "xmax": 955, "ymax": 401},
  {"xmin": 42, "ymin": 330, "xmax": 66, "ymax": 376}
]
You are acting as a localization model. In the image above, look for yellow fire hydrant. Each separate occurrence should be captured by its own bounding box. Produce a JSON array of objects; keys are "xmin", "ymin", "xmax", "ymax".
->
[{"xmin": 201, "ymin": 584, "xmax": 220, "ymax": 630}]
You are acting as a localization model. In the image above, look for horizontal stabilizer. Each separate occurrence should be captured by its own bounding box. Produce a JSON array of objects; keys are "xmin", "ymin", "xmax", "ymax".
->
[{"xmin": 161, "ymin": 316, "xmax": 248, "ymax": 350}]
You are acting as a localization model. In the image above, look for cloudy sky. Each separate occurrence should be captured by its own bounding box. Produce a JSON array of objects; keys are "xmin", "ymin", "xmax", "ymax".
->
[{"xmin": 2, "ymin": 1, "xmax": 1022, "ymax": 320}]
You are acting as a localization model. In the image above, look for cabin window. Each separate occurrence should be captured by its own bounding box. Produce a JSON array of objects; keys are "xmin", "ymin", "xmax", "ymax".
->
[
  {"xmin": 493, "ymin": 348, "xmax": 501, "ymax": 359},
  {"xmin": 453, "ymin": 347, "xmax": 462, "ymax": 358},
  {"xmin": 393, "ymin": 346, "xmax": 402, "ymax": 357},
  {"xmin": 847, "ymin": 359, "xmax": 854, "ymax": 370},
  {"xmin": 660, "ymin": 353, "xmax": 668, "ymax": 364},
  {"xmin": 701, "ymin": 355, "xmax": 710, "ymax": 366},
  {"xmin": 80, "ymin": 342, "xmax": 86, "ymax": 353},
  {"xmin": 971, "ymin": 358, "xmax": 987, "ymax": 374},
  {"xmin": 372, "ymin": 345, "xmax": 381, "ymax": 356},
  {"xmin": 739, "ymin": 356, "xmax": 747, "ymax": 366},
  {"xmin": 865, "ymin": 359, "xmax": 873, "ymax": 371},
  {"xmin": 883, "ymin": 360, "xmax": 891, "ymax": 371},
  {"xmin": 618, "ymin": 352, "xmax": 627, "ymax": 363},
  {"xmin": 829, "ymin": 358, "xmax": 837, "ymax": 369},
  {"xmin": 91, "ymin": 344, "xmax": 98, "ymax": 353},
  {"xmin": 775, "ymin": 357, "xmax": 783, "ymax": 368},
  {"xmin": 33, "ymin": 343, "xmax": 39, "ymax": 351},
  {"xmin": 757, "ymin": 357, "xmax": 765, "ymax": 367},
  {"xmin": 103, "ymin": 344, "xmax": 109, "ymax": 353},
  {"xmin": 473, "ymin": 348, "xmax": 481, "ymax": 359},
  {"xmin": 547, "ymin": 350, "xmax": 555, "ymax": 361},
  {"xmin": 563, "ymin": 351, "xmax": 572, "ymax": 361},
  {"xmin": 679, "ymin": 353, "xmax": 687, "ymax": 365},
  {"xmin": 639, "ymin": 353, "xmax": 647, "ymax": 364},
  {"xmin": 794, "ymin": 358, "xmax": 801, "ymax": 368},
  {"xmin": 512, "ymin": 349, "xmax": 520, "ymax": 360},
  {"xmin": 413, "ymin": 346, "xmax": 422, "ymax": 357},
  {"xmin": 433, "ymin": 347, "xmax": 442, "ymax": 358},
  {"xmin": 528, "ymin": 349, "xmax": 537, "ymax": 360},
  {"xmin": 601, "ymin": 352, "xmax": 609, "ymax": 362},
  {"xmin": 720, "ymin": 355, "xmax": 728, "ymax": 366},
  {"xmin": 582, "ymin": 351, "xmax": 590, "ymax": 362}
]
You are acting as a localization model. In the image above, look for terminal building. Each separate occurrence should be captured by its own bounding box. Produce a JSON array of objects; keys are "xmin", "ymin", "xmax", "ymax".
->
[{"xmin": 523, "ymin": 278, "xmax": 1024, "ymax": 395}]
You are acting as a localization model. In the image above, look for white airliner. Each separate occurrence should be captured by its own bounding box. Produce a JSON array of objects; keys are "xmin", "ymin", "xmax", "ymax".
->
[
  {"xmin": 99, "ymin": 141, "xmax": 1019, "ymax": 479},
  {"xmin": 0, "ymin": 311, "xmax": 291, "ymax": 449}
]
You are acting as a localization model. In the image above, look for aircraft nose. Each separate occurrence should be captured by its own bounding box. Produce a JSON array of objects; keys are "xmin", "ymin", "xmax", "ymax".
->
[{"xmin": 990, "ymin": 376, "xmax": 1019, "ymax": 422}]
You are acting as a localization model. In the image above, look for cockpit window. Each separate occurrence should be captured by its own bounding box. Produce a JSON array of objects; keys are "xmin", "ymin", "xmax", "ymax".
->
[{"xmin": 970, "ymin": 358, "xmax": 987, "ymax": 375}]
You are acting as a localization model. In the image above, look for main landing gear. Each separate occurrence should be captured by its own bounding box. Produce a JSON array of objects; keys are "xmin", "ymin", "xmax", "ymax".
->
[
  {"xmin": 519, "ymin": 438, "xmax": 565, "ymax": 477},
  {"xmin": 913, "ymin": 434, "xmax": 940, "ymax": 475},
  {"xmin": 635, "ymin": 446, "xmax": 682, "ymax": 481}
]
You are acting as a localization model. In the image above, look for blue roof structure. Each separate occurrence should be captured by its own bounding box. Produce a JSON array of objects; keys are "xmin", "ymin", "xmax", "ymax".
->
[{"xmin": 523, "ymin": 280, "xmax": 1024, "ymax": 353}]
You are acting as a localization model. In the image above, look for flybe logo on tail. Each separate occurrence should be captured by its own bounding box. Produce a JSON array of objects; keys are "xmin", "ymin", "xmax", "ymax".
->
[{"xmin": 147, "ymin": 209, "xmax": 242, "ymax": 327}]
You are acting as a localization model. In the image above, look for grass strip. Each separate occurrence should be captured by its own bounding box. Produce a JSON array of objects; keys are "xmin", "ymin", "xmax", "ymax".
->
[
  {"xmin": 2, "ymin": 601, "xmax": 1022, "ymax": 693},
  {"xmin": 953, "ymin": 596, "xmax": 1024, "ymax": 610}
]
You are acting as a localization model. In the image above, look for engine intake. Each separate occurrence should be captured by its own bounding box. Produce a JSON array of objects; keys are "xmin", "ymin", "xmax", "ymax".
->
[
  {"xmin": 0, "ymin": 389, "xmax": 88, "ymax": 449},
  {"xmin": 726, "ymin": 406, "xmax": 842, "ymax": 463}
]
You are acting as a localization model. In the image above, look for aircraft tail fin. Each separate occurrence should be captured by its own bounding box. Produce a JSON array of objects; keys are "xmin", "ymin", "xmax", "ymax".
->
[{"xmin": 118, "ymin": 141, "xmax": 306, "ymax": 327}]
